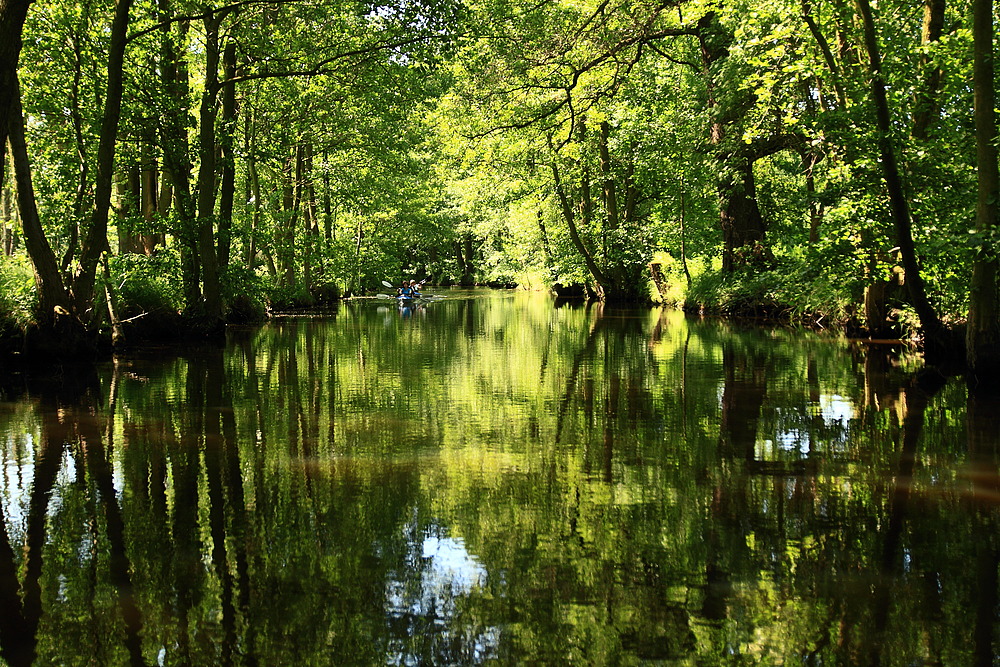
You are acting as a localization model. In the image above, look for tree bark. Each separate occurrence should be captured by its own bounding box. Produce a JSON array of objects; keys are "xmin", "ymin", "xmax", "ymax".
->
[
  {"xmin": 804, "ymin": 151, "xmax": 823, "ymax": 243},
  {"xmin": 73, "ymin": 0, "xmax": 135, "ymax": 320},
  {"xmin": 966, "ymin": 0, "xmax": 1000, "ymax": 387},
  {"xmin": 719, "ymin": 158, "xmax": 768, "ymax": 272},
  {"xmin": 599, "ymin": 121, "xmax": 619, "ymax": 232},
  {"xmin": 911, "ymin": 0, "xmax": 946, "ymax": 140},
  {"xmin": 156, "ymin": 3, "xmax": 201, "ymax": 312},
  {"xmin": 697, "ymin": 11, "xmax": 786, "ymax": 273},
  {"xmin": 462, "ymin": 234, "xmax": 474, "ymax": 284},
  {"xmin": 245, "ymin": 125, "xmax": 261, "ymax": 271},
  {"xmin": 855, "ymin": 0, "xmax": 946, "ymax": 349},
  {"xmin": 116, "ymin": 165, "xmax": 145, "ymax": 254},
  {"xmin": 0, "ymin": 2, "xmax": 85, "ymax": 346},
  {"xmin": 679, "ymin": 181, "xmax": 692, "ymax": 287},
  {"xmin": 195, "ymin": 9, "xmax": 224, "ymax": 322},
  {"xmin": 1, "ymin": 173, "xmax": 12, "ymax": 256},
  {"xmin": 303, "ymin": 142, "xmax": 319, "ymax": 294},
  {"xmin": 550, "ymin": 158, "xmax": 610, "ymax": 290},
  {"xmin": 216, "ymin": 37, "xmax": 237, "ymax": 270},
  {"xmin": 139, "ymin": 136, "xmax": 162, "ymax": 254},
  {"xmin": 8, "ymin": 84, "xmax": 73, "ymax": 323},
  {"xmin": 66, "ymin": 32, "xmax": 88, "ymax": 272},
  {"xmin": 278, "ymin": 146, "xmax": 301, "ymax": 287},
  {"xmin": 0, "ymin": 0, "xmax": 31, "ymax": 159}
]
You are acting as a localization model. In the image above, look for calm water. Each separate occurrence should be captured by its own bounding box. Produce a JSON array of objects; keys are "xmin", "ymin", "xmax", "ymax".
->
[{"xmin": 0, "ymin": 289, "xmax": 997, "ymax": 666}]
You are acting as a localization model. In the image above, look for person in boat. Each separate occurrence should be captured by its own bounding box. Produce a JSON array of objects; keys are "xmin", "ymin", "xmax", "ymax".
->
[
  {"xmin": 398, "ymin": 280, "xmax": 413, "ymax": 299},
  {"xmin": 409, "ymin": 280, "xmax": 421, "ymax": 297}
]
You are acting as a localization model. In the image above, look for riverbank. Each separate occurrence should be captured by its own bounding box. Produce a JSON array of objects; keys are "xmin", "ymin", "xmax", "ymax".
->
[{"xmin": 0, "ymin": 268, "xmax": 967, "ymax": 367}]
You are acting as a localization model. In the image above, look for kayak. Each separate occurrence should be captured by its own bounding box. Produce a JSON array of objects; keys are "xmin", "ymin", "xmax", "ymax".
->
[{"xmin": 375, "ymin": 292, "xmax": 440, "ymax": 302}]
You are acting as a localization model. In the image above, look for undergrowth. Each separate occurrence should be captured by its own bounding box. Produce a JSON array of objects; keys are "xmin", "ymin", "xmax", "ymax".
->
[{"xmin": 654, "ymin": 250, "xmax": 862, "ymax": 328}]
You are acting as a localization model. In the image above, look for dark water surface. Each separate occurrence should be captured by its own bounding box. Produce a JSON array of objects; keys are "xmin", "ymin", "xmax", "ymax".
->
[{"xmin": 0, "ymin": 289, "xmax": 997, "ymax": 665}]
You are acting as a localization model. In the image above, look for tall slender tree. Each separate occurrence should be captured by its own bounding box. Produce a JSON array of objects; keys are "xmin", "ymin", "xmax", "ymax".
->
[
  {"xmin": 966, "ymin": 0, "xmax": 1000, "ymax": 387},
  {"xmin": 854, "ymin": 0, "xmax": 947, "ymax": 350}
]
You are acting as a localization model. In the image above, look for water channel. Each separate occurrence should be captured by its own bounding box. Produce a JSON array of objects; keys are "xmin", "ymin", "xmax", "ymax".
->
[{"xmin": 0, "ymin": 289, "xmax": 997, "ymax": 665}]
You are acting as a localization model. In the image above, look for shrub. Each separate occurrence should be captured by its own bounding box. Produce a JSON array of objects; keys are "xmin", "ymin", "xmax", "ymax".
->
[
  {"xmin": 104, "ymin": 251, "xmax": 184, "ymax": 339},
  {"xmin": 685, "ymin": 250, "xmax": 860, "ymax": 326},
  {"xmin": 0, "ymin": 255, "xmax": 38, "ymax": 331},
  {"xmin": 268, "ymin": 283, "xmax": 314, "ymax": 310},
  {"xmin": 222, "ymin": 264, "xmax": 268, "ymax": 322}
]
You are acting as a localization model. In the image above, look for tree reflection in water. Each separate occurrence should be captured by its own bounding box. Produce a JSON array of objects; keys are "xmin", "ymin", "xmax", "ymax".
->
[{"xmin": 0, "ymin": 291, "xmax": 995, "ymax": 665}]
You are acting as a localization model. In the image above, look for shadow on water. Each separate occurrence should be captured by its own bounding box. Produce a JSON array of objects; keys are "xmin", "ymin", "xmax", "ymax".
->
[{"xmin": 0, "ymin": 294, "xmax": 997, "ymax": 665}]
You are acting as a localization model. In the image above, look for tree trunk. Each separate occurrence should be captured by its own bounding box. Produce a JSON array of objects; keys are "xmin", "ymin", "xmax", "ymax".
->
[
  {"xmin": 679, "ymin": 182, "xmax": 692, "ymax": 288},
  {"xmin": 10, "ymin": 87, "xmax": 92, "ymax": 354},
  {"xmin": 462, "ymin": 234, "xmax": 474, "ymax": 284},
  {"xmin": 73, "ymin": 0, "xmax": 135, "ymax": 320},
  {"xmin": 216, "ymin": 38, "xmax": 237, "ymax": 270},
  {"xmin": 720, "ymin": 158, "xmax": 768, "ymax": 271},
  {"xmin": 157, "ymin": 162, "xmax": 172, "ymax": 221},
  {"xmin": 116, "ymin": 165, "xmax": 145, "ymax": 254},
  {"xmin": 911, "ymin": 0, "xmax": 946, "ymax": 140},
  {"xmin": 8, "ymin": 87, "xmax": 73, "ymax": 322},
  {"xmin": 599, "ymin": 121, "xmax": 619, "ymax": 232},
  {"xmin": 278, "ymin": 146, "xmax": 301, "ymax": 287},
  {"xmin": 103, "ymin": 255, "xmax": 125, "ymax": 347},
  {"xmin": 1, "ymin": 174, "xmax": 13, "ymax": 256},
  {"xmin": 139, "ymin": 138, "xmax": 162, "ymax": 254},
  {"xmin": 0, "ymin": 0, "xmax": 31, "ymax": 158},
  {"xmin": 350, "ymin": 216, "xmax": 364, "ymax": 293},
  {"xmin": 805, "ymin": 153, "xmax": 823, "ymax": 243},
  {"xmin": 537, "ymin": 210, "xmax": 552, "ymax": 267},
  {"xmin": 195, "ymin": 10, "xmax": 224, "ymax": 323},
  {"xmin": 855, "ymin": 0, "xmax": 946, "ymax": 350},
  {"xmin": 697, "ymin": 12, "xmax": 780, "ymax": 274},
  {"xmin": 800, "ymin": 0, "xmax": 847, "ymax": 109},
  {"xmin": 158, "ymin": 11, "xmax": 200, "ymax": 312},
  {"xmin": 245, "ymin": 130, "xmax": 261, "ymax": 270},
  {"xmin": 67, "ymin": 32, "xmax": 88, "ymax": 271},
  {"xmin": 966, "ymin": 0, "xmax": 1000, "ymax": 388},
  {"xmin": 302, "ymin": 142, "xmax": 319, "ymax": 295},
  {"xmin": 551, "ymin": 158, "xmax": 609, "ymax": 291},
  {"xmin": 323, "ymin": 167, "xmax": 333, "ymax": 241}
]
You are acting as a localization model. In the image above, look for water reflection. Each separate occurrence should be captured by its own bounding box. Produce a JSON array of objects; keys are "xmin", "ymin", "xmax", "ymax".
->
[{"xmin": 0, "ymin": 290, "xmax": 996, "ymax": 665}]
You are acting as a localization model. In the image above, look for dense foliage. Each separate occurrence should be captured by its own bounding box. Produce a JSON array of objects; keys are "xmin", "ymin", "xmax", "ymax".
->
[{"xmin": 0, "ymin": 0, "xmax": 997, "ymax": 366}]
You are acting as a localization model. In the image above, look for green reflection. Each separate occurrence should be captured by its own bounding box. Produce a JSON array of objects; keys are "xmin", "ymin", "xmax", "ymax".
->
[{"xmin": 0, "ymin": 290, "xmax": 996, "ymax": 665}]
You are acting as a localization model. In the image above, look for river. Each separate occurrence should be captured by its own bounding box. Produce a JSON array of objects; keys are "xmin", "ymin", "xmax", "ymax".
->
[{"xmin": 0, "ymin": 289, "xmax": 996, "ymax": 665}]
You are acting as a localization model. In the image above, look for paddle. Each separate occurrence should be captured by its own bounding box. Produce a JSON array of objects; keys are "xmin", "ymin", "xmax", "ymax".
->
[
  {"xmin": 379, "ymin": 279, "xmax": 441, "ymax": 300},
  {"xmin": 384, "ymin": 278, "xmax": 432, "ymax": 288}
]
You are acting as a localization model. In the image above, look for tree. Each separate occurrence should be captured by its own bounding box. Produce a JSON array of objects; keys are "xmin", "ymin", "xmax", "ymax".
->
[
  {"xmin": 854, "ymin": 0, "xmax": 947, "ymax": 350},
  {"xmin": 965, "ymin": 0, "xmax": 1000, "ymax": 387},
  {"xmin": 1, "ymin": 0, "xmax": 81, "ymax": 342},
  {"xmin": 0, "ymin": 0, "xmax": 31, "ymax": 155},
  {"xmin": 72, "ymin": 0, "xmax": 134, "ymax": 321}
]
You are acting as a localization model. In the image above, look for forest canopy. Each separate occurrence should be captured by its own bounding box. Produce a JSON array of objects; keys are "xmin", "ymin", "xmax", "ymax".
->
[{"xmin": 0, "ymin": 0, "xmax": 997, "ymax": 376}]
